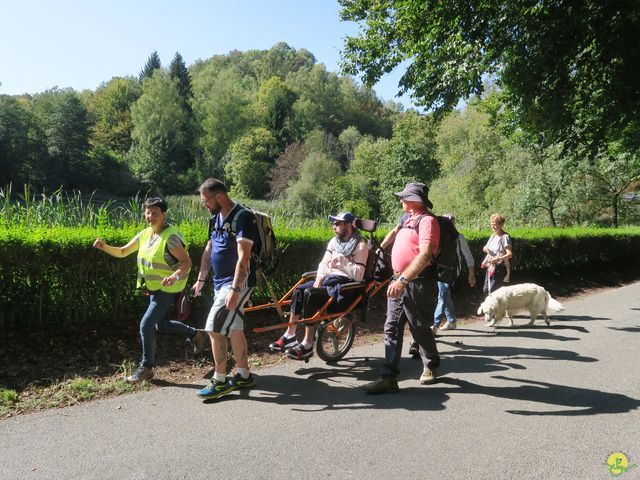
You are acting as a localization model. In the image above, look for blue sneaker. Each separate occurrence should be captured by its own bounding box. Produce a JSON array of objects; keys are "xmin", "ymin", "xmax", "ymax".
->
[
  {"xmin": 230, "ymin": 373, "xmax": 256, "ymax": 389},
  {"xmin": 197, "ymin": 379, "xmax": 236, "ymax": 399}
]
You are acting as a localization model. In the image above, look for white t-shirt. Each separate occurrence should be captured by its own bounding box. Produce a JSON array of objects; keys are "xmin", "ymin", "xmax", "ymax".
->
[{"xmin": 485, "ymin": 233, "xmax": 512, "ymax": 257}]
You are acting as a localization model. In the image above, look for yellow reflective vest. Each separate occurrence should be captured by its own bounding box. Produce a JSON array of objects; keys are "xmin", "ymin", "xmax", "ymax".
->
[{"xmin": 136, "ymin": 225, "xmax": 189, "ymax": 293}]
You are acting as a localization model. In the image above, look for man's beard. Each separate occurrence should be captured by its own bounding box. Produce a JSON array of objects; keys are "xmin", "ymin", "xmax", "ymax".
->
[{"xmin": 208, "ymin": 204, "xmax": 221, "ymax": 215}]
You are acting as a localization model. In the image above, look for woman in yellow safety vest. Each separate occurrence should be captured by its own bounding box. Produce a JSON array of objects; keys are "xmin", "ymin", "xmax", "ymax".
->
[{"xmin": 93, "ymin": 197, "xmax": 207, "ymax": 383}]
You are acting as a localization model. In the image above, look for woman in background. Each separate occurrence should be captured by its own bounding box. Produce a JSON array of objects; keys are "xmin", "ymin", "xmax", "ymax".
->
[{"xmin": 481, "ymin": 213, "xmax": 512, "ymax": 294}]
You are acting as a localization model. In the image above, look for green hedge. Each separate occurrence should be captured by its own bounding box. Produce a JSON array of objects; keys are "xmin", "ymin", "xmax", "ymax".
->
[
  {"xmin": 0, "ymin": 223, "xmax": 330, "ymax": 329},
  {"xmin": 1, "ymin": 224, "xmax": 639, "ymax": 329},
  {"xmin": 463, "ymin": 226, "xmax": 640, "ymax": 270}
]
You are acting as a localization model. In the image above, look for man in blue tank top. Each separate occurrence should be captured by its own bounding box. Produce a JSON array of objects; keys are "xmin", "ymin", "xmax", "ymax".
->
[{"xmin": 192, "ymin": 178, "xmax": 259, "ymax": 400}]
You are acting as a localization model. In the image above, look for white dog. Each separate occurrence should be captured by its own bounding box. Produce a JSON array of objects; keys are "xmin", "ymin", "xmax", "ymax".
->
[{"xmin": 477, "ymin": 283, "xmax": 564, "ymax": 327}]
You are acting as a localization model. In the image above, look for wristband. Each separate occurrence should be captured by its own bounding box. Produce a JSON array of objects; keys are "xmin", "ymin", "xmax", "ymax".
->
[
  {"xmin": 230, "ymin": 286, "xmax": 242, "ymax": 293},
  {"xmin": 171, "ymin": 273, "xmax": 180, "ymax": 281},
  {"xmin": 196, "ymin": 279, "xmax": 205, "ymax": 283}
]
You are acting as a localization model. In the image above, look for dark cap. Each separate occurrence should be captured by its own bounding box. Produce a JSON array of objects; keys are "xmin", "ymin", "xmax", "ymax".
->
[
  {"xmin": 394, "ymin": 182, "xmax": 433, "ymax": 209},
  {"xmin": 328, "ymin": 212, "xmax": 355, "ymax": 223}
]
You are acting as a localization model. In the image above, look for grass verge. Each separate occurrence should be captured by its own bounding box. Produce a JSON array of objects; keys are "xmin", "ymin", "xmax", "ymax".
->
[{"xmin": 1, "ymin": 377, "xmax": 147, "ymax": 417}]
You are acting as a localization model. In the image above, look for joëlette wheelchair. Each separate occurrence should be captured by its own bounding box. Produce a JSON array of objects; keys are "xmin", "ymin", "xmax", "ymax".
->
[{"xmin": 244, "ymin": 218, "xmax": 392, "ymax": 363}]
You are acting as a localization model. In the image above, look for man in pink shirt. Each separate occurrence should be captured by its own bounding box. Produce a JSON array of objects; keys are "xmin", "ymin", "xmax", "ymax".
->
[{"xmin": 363, "ymin": 182, "xmax": 441, "ymax": 394}]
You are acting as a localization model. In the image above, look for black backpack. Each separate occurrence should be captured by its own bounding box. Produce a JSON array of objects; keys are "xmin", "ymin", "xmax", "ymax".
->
[
  {"xmin": 213, "ymin": 205, "xmax": 277, "ymax": 273},
  {"xmin": 371, "ymin": 241, "xmax": 393, "ymax": 282},
  {"xmin": 400, "ymin": 213, "xmax": 461, "ymax": 285}
]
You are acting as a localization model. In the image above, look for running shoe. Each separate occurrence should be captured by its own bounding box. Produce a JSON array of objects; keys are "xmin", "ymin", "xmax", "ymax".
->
[
  {"xmin": 230, "ymin": 373, "xmax": 256, "ymax": 389},
  {"xmin": 268, "ymin": 335, "xmax": 298, "ymax": 353},
  {"xmin": 285, "ymin": 343, "xmax": 313, "ymax": 360},
  {"xmin": 197, "ymin": 379, "xmax": 236, "ymax": 399}
]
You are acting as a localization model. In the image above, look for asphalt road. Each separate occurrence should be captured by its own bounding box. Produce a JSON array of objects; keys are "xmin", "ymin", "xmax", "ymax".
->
[{"xmin": 2, "ymin": 282, "xmax": 640, "ymax": 480}]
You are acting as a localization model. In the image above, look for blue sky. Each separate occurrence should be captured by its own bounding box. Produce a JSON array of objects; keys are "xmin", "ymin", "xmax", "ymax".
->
[{"xmin": 0, "ymin": 0, "xmax": 415, "ymax": 108}]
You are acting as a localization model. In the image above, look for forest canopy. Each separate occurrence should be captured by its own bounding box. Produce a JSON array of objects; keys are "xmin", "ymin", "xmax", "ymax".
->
[{"xmin": 1, "ymin": 40, "xmax": 639, "ymax": 228}]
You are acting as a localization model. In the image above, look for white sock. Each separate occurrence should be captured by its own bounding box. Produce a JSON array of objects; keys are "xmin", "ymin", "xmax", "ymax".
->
[
  {"xmin": 301, "ymin": 341, "xmax": 313, "ymax": 349},
  {"xmin": 284, "ymin": 332, "xmax": 296, "ymax": 339},
  {"xmin": 236, "ymin": 368, "xmax": 249, "ymax": 379},
  {"xmin": 213, "ymin": 372, "xmax": 226, "ymax": 383}
]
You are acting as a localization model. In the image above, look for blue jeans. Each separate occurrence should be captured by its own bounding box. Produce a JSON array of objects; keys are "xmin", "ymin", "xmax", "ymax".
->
[
  {"xmin": 434, "ymin": 281, "xmax": 456, "ymax": 326},
  {"xmin": 140, "ymin": 290, "xmax": 196, "ymax": 367}
]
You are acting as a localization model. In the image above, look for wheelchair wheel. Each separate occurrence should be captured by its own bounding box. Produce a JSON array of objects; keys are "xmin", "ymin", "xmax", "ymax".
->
[{"xmin": 315, "ymin": 313, "xmax": 356, "ymax": 363}]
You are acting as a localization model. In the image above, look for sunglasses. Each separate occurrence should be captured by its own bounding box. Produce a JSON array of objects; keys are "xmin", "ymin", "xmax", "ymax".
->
[{"xmin": 332, "ymin": 221, "xmax": 345, "ymax": 226}]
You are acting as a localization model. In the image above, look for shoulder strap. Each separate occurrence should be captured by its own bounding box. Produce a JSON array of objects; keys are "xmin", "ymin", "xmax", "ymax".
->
[
  {"xmin": 401, "ymin": 213, "xmax": 429, "ymax": 234},
  {"xmin": 498, "ymin": 232, "xmax": 510, "ymax": 252},
  {"xmin": 229, "ymin": 205, "xmax": 248, "ymax": 235}
]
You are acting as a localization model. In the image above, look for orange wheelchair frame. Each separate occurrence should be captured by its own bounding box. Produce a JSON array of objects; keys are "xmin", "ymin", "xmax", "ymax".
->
[{"xmin": 244, "ymin": 219, "xmax": 392, "ymax": 363}]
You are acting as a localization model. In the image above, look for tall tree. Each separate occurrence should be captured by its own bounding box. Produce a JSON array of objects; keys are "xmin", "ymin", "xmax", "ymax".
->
[
  {"xmin": 287, "ymin": 64, "xmax": 344, "ymax": 137},
  {"xmin": 129, "ymin": 70, "xmax": 190, "ymax": 193},
  {"xmin": 190, "ymin": 67, "xmax": 255, "ymax": 179},
  {"xmin": 429, "ymin": 104, "xmax": 510, "ymax": 227},
  {"xmin": 286, "ymin": 151, "xmax": 342, "ymax": 217},
  {"xmin": 340, "ymin": 0, "xmax": 640, "ymax": 152},
  {"xmin": 520, "ymin": 143, "xmax": 575, "ymax": 227},
  {"xmin": 303, "ymin": 129, "xmax": 341, "ymax": 162},
  {"xmin": 0, "ymin": 95, "xmax": 47, "ymax": 187},
  {"xmin": 169, "ymin": 52, "xmax": 193, "ymax": 106},
  {"xmin": 579, "ymin": 152, "xmax": 640, "ymax": 227},
  {"xmin": 338, "ymin": 77, "xmax": 393, "ymax": 138},
  {"xmin": 139, "ymin": 51, "xmax": 162, "ymax": 82},
  {"xmin": 168, "ymin": 52, "xmax": 196, "ymax": 174},
  {"xmin": 344, "ymin": 136, "xmax": 392, "ymax": 219},
  {"xmin": 258, "ymin": 42, "xmax": 316, "ymax": 82},
  {"xmin": 378, "ymin": 111, "xmax": 439, "ymax": 219},
  {"xmin": 87, "ymin": 76, "xmax": 141, "ymax": 156},
  {"xmin": 253, "ymin": 76, "xmax": 297, "ymax": 147},
  {"xmin": 224, "ymin": 127, "xmax": 278, "ymax": 199},
  {"xmin": 31, "ymin": 88, "xmax": 92, "ymax": 189},
  {"xmin": 338, "ymin": 126, "xmax": 363, "ymax": 169}
]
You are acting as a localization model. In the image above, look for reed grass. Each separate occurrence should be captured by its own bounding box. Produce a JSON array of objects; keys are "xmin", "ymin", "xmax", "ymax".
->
[
  {"xmin": 0, "ymin": 183, "xmax": 145, "ymax": 228},
  {"xmin": 0, "ymin": 184, "xmax": 354, "ymax": 231}
]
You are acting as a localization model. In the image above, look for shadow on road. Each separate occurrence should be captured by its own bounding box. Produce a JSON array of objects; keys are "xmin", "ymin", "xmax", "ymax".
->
[
  {"xmin": 435, "ymin": 339, "xmax": 598, "ymax": 378},
  {"xmin": 151, "ymin": 379, "xmax": 202, "ymax": 390},
  {"xmin": 194, "ymin": 356, "xmax": 639, "ymax": 418},
  {"xmin": 552, "ymin": 314, "xmax": 611, "ymax": 322},
  {"xmin": 217, "ymin": 357, "xmax": 451, "ymax": 412},
  {"xmin": 607, "ymin": 326, "xmax": 640, "ymax": 333},
  {"xmin": 443, "ymin": 328, "xmax": 586, "ymax": 341},
  {"xmin": 438, "ymin": 375, "xmax": 640, "ymax": 416}
]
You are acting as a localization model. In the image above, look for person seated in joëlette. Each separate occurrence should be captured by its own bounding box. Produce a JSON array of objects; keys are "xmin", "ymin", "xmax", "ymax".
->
[{"xmin": 269, "ymin": 212, "xmax": 368, "ymax": 360}]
